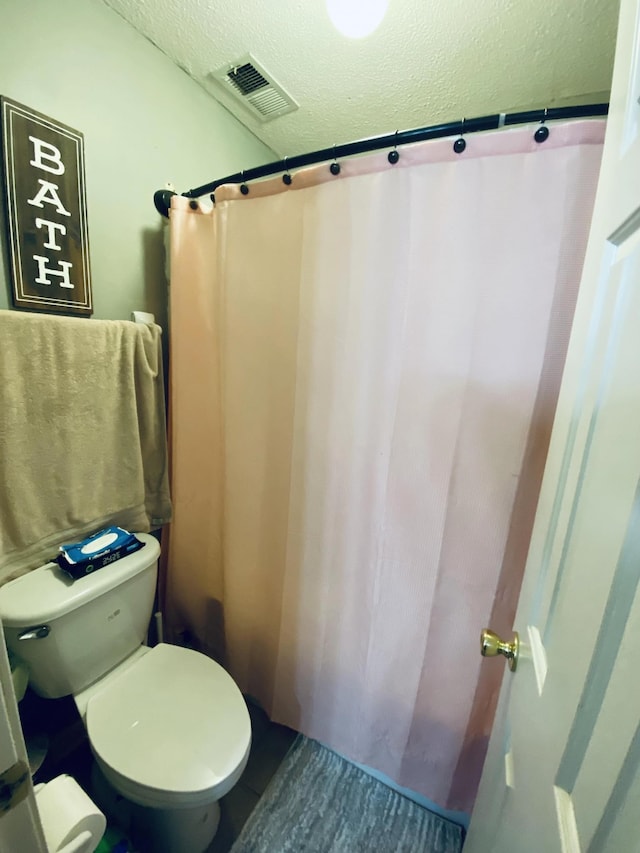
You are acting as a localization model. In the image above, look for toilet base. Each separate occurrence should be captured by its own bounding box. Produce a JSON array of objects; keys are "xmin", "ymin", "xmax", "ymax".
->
[{"xmin": 90, "ymin": 762, "xmax": 221, "ymax": 853}]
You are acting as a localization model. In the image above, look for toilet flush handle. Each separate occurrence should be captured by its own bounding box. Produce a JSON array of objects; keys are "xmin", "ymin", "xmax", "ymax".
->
[{"xmin": 17, "ymin": 625, "xmax": 50, "ymax": 640}]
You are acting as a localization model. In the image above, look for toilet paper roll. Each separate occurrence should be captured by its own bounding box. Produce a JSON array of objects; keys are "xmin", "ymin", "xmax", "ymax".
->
[{"xmin": 35, "ymin": 774, "xmax": 106, "ymax": 853}]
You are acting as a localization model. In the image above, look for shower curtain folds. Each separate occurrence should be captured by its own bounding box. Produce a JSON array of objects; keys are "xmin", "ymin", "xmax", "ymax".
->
[{"xmin": 165, "ymin": 120, "xmax": 605, "ymax": 813}]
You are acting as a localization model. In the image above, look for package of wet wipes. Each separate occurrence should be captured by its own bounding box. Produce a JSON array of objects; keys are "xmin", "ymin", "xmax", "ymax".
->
[{"xmin": 55, "ymin": 526, "xmax": 144, "ymax": 580}]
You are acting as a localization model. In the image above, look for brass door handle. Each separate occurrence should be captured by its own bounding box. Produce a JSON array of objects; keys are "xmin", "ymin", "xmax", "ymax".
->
[{"xmin": 480, "ymin": 629, "xmax": 519, "ymax": 672}]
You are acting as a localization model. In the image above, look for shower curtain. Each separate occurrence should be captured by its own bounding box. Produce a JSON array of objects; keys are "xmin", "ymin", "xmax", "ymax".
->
[{"xmin": 164, "ymin": 120, "xmax": 604, "ymax": 813}]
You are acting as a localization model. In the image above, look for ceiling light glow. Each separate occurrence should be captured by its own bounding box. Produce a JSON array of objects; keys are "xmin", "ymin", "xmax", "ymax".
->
[{"xmin": 326, "ymin": 0, "xmax": 389, "ymax": 39}]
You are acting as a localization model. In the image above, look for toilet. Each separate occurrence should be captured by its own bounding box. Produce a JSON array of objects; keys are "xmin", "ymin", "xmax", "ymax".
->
[{"xmin": 0, "ymin": 533, "xmax": 251, "ymax": 853}]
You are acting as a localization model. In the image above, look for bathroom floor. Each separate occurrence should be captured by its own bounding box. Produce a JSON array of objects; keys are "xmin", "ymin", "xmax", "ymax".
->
[{"xmin": 24, "ymin": 690, "xmax": 296, "ymax": 853}]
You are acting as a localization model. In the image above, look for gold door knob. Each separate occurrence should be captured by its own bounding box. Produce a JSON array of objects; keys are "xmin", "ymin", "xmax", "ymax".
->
[{"xmin": 480, "ymin": 629, "xmax": 519, "ymax": 672}]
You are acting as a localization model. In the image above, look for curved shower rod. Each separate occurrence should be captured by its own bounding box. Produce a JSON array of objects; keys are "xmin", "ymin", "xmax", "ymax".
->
[{"xmin": 153, "ymin": 102, "xmax": 608, "ymax": 217}]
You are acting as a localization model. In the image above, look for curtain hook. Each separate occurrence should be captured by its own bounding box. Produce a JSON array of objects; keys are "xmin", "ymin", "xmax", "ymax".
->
[
  {"xmin": 240, "ymin": 170, "xmax": 250, "ymax": 195},
  {"xmin": 282, "ymin": 156, "xmax": 292, "ymax": 185},
  {"xmin": 534, "ymin": 108, "xmax": 550, "ymax": 143},
  {"xmin": 388, "ymin": 130, "xmax": 400, "ymax": 164},
  {"xmin": 453, "ymin": 118, "xmax": 467, "ymax": 154},
  {"xmin": 330, "ymin": 145, "xmax": 341, "ymax": 175}
]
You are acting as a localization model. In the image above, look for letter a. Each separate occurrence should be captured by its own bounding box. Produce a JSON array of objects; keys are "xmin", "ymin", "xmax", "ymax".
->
[{"xmin": 27, "ymin": 180, "xmax": 71, "ymax": 217}]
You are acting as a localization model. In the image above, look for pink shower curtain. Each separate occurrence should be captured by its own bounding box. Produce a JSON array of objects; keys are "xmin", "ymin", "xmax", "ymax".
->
[{"xmin": 165, "ymin": 120, "xmax": 604, "ymax": 813}]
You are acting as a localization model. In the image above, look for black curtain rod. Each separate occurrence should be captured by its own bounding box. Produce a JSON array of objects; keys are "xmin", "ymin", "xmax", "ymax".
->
[{"xmin": 153, "ymin": 103, "xmax": 608, "ymax": 217}]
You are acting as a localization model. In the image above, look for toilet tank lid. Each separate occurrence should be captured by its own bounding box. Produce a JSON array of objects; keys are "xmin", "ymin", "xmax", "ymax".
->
[{"xmin": 0, "ymin": 533, "xmax": 160, "ymax": 627}]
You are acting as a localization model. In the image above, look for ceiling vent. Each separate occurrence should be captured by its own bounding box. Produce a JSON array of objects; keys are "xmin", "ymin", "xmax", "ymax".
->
[{"xmin": 209, "ymin": 54, "xmax": 298, "ymax": 123}]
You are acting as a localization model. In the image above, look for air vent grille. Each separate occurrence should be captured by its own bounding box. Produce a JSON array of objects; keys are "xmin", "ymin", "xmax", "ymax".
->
[
  {"xmin": 228, "ymin": 63, "xmax": 269, "ymax": 96},
  {"xmin": 209, "ymin": 54, "xmax": 298, "ymax": 123}
]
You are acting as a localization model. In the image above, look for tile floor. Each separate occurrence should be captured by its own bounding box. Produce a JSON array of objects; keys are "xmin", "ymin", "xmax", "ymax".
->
[{"xmin": 22, "ymin": 689, "xmax": 296, "ymax": 853}]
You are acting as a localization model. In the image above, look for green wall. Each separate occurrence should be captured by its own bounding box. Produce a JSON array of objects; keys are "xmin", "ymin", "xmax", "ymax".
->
[{"xmin": 0, "ymin": 0, "xmax": 275, "ymax": 328}]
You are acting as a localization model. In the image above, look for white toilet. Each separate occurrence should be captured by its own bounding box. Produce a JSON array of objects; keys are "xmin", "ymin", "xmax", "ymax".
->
[{"xmin": 0, "ymin": 533, "xmax": 251, "ymax": 853}]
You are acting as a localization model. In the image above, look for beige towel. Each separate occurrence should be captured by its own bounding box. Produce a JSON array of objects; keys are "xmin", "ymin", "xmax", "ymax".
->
[{"xmin": 0, "ymin": 310, "xmax": 172, "ymax": 583}]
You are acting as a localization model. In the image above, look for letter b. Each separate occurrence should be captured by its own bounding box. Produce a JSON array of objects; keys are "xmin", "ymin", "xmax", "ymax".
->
[{"xmin": 29, "ymin": 136, "xmax": 65, "ymax": 176}]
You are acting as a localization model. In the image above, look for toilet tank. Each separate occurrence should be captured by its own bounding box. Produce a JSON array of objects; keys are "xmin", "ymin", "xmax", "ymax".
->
[{"xmin": 0, "ymin": 533, "xmax": 160, "ymax": 699}]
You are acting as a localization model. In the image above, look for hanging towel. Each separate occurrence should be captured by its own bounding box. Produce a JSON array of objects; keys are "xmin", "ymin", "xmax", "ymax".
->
[{"xmin": 0, "ymin": 310, "xmax": 172, "ymax": 583}]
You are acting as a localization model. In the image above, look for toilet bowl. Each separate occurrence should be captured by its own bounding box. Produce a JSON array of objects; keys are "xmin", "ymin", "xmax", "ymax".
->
[
  {"xmin": 0, "ymin": 533, "xmax": 251, "ymax": 853},
  {"xmin": 78, "ymin": 642, "xmax": 251, "ymax": 852},
  {"xmin": 79, "ymin": 643, "xmax": 251, "ymax": 809}
]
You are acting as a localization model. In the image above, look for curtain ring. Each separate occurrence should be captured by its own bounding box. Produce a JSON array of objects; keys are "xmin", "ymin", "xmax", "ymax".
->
[
  {"xmin": 534, "ymin": 108, "xmax": 550, "ymax": 143},
  {"xmin": 282, "ymin": 156, "xmax": 292, "ymax": 185},
  {"xmin": 330, "ymin": 145, "xmax": 341, "ymax": 176},
  {"xmin": 188, "ymin": 199, "xmax": 199, "ymax": 210},
  {"xmin": 388, "ymin": 130, "xmax": 400, "ymax": 164},
  {"xmin": 453, "ymin": 118, "xmax": 466, "ymax": 154},
  {"xmin": 240, "ymin": 170, "xmax": 249, "ymax": 195}
]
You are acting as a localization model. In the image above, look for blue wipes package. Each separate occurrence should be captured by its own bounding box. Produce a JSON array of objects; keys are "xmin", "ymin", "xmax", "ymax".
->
[{"xmin": 55, "ymin": 526, "xmax": 144, "ymax": 580}]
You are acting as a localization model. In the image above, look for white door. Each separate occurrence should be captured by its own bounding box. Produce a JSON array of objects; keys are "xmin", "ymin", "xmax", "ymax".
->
[
  {"xmin": 465, "ymin": 1, "xmax": 640, "ymax": 851},
  {"xmin": 0, "ymin": 618, "xmax": 47, "ymax": 852}
]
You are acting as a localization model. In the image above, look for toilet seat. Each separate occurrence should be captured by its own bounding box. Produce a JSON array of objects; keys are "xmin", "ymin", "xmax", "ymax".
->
[{"xmin": 86, "ymin": 643, "xmax": 251, "ymax": 809}]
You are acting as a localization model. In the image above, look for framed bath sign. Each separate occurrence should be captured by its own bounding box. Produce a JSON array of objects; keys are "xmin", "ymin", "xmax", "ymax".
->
[{"xmin": 0, "ymin": 97, "xmax": 92, "ymax": 315}]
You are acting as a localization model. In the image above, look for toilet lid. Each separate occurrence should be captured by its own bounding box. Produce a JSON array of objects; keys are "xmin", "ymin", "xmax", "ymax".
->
[{"xmin": 86, "ymin": 644, "xmax": 251, "ymax": 797}]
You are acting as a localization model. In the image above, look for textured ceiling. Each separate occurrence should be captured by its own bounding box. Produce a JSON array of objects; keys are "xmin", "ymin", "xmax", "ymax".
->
[{"xmin": 103, "ymin": 0, "xmax": 619, "ymax": 159}]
